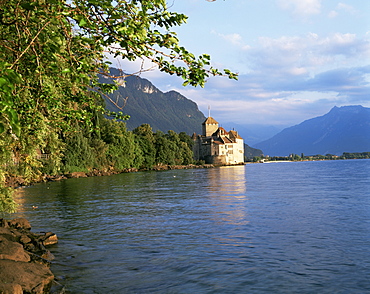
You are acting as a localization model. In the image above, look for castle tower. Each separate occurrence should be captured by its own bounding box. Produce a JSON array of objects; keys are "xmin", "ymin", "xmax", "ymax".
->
[{"xmin": 202, "ymin": 117, "xmax": 219, "ymax": 137}]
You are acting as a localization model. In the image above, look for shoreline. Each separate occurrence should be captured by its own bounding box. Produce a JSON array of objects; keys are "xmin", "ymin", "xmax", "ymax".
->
[{"xmin": 5, "ymin": 163, "xmax": 217, "ymax": 189}]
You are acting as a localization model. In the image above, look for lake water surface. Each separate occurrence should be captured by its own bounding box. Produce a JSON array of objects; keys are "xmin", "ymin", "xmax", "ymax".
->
[{"xmin": 8, "ymin": 159, "xmax": 370, "ymax": 293}]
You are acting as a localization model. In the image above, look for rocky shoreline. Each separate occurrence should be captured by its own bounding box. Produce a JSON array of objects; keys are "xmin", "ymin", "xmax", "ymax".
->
[
  {"xmin": 1, "ymin": 163, "xmax": 220, "ymax": 293},
  {"xmin": 0, "ymin": 218, "xmax": 63, "ymax": 294},
  {"xmin": 1, "ymin": 164, "xmax": 216, "ymax": 293},
  {"xmin": 6, "ymin": 163, "xmax": 216, "ymax": 188}
]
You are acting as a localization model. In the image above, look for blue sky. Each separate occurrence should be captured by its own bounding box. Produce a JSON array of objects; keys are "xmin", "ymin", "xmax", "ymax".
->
[{"xmin": 116, "ymin": 0, "xmax": 370, "ymax": 127}]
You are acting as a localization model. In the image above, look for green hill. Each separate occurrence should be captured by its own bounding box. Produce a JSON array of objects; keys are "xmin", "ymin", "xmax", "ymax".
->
[{"xmin": 101, "ymin": 68, "xmax": 206, "ymax": 135}]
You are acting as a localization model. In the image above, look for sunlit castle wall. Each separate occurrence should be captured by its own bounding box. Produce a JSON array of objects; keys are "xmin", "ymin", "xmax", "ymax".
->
[{"xmin": 202, "ymin": 117, "xmax": 219, "ymax": 137}]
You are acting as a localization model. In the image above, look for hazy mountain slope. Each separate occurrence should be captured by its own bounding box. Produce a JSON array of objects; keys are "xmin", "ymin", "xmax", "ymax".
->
[
  {"xmin": 244, "ymin": 144, "xmax": 263, "ymax": 159},
  {"xmin": 254, "ymin": 105, "xmax": 370, "ymax": 156},
  {"xmin": 221, "ymin": 122, "xmax": 283, "ymax": 145},
  {"xmin": 101, "ymin": 68, "xmax": 206, "ymax": 134}
]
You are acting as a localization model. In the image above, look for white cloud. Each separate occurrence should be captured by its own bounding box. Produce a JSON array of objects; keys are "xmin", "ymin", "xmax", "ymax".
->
[
  {"xmin": 328, "ymin": 10, "xmax": 338, "ymax": 18},
  {"xmin": 103, "ymin": 30, "xmax": 370, "ymax": 127},
  {"xmin": 277, "ymin": 0, "xmax": 322, "ymax": 17},
  {"xmin": 327, "ymin": 3, "xmax": 356, "ymax": 19},
  {"xmin": 219, "ymin": 32, "xmax": 243, "ymax": 45},
  {"xmin": 245, "ymin": 32, "xmax": 370, "ymax": 79},
  {"xmin": 289, "ymin": 67, "xmax": 308, "ymax": 76},
  {"xmin": 337, "ymin": 3, "xmax": 356, "ymax": 14},
  {"xmin": 214, "ymin": 32, "xmax": 251, "ymax": 51}
]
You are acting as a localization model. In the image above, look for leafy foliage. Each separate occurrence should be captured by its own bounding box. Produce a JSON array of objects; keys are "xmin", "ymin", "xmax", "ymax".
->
[{"xmin": 0, "ymin": 0, "xmax": 237, "ymax": 212}]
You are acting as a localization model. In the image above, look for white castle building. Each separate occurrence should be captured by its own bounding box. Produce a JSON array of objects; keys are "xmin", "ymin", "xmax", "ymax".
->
[{"xmin": 192, "ymin": 117, "xmax": 244, "ymax": 165}]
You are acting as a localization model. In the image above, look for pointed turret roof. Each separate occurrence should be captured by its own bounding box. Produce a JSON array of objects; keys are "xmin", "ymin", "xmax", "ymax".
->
[{"xmin": 202, "ymin": 117, "xmax": 218, "ymax": 125}]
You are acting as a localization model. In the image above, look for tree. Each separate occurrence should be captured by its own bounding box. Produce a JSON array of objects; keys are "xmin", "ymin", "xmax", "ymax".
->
[
  {"xmin": 0, "ymin": 0, "xmax": 237, "ymax": 212},
  {"xmin": 100, "ymin": 119, "xmax": 139, "ymax": 169},
  {"xmin": 133, "ymin": 124, "xmax": 156, "ymax": 169},
  {"xmin": 154, "ymin": 132, "xmax": 177, "ymax": 165}
]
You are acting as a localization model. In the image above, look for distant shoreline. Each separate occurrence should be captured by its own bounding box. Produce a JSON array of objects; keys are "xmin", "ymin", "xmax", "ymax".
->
[{"xmin": 248, "ymin": 157, "xmax": 370, "ymax": 164}]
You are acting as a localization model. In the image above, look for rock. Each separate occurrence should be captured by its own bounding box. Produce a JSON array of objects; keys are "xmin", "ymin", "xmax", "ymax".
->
[
  {"xmin": 8, "ymin": 218, "xmax": 31, "ymax": 230},
  {"xmin": 41, "ymin": 250, "xmax": 55, "ymax": 261},
  {"xmin": 0, "ymin": 236, "xmax": 30, "ymax": 262},
  {"xmin": 0, "ymin": 283, "xmax": 23, "ymax": 294},
  {"xmin": 0, "ymin": 218, "xmax": 9, "ymax": 228},
  {"xmin": 19, "ymin": 234, "xmax": 32, "ymax": 244},
  {"xmin": 0, "ymin": 227, "xmax": 17, "ymax": 242},
  {"xmin": 50, "ymin": 280, "xmax": 66, "ymax": 294},
  {"xmin": 38, "ymin": 232, "xmax": 58, "ymax": 246},
  {"xmin": 65, "ymin": 171, "xmax": 87, "ymax": 178},
  {"xmin": 27, "ymin": 251, "xmax": 52, "ymax": 267},
  {"xmin": 0, "ymin": 218, "xmax": 62, "ymax": 292},
  {"xmin": 24, "ymin": 242, "xmax": 37, "ymax": 252},
  {"xmin": 0, "ymin": 259, "xmax": 54, "ymax": 294}
]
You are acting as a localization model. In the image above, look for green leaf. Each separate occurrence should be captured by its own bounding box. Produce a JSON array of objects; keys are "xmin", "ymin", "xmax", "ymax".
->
[
  {"xmin": 0, "ymin": 78, "xmax": 8, "ymax": 88},
  {"xmin": 11, "ymin": 123, "xmax": 20, "ymax": 137},
  {"xmin": 79, "ymin": 18, "xmax": 88, "ymax": 27}
]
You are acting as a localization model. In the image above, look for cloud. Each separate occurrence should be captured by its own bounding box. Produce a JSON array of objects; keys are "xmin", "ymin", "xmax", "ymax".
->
[
  {"xmin": 168, "ymin": 62, "xmax": 370, "ymax": 126},
  {"xmin": 304, "ymin": 66, "xmax": 370, "ymax": 97},
  {"xmin": 337, "ymin": 3, "xmax": 356, "ymax": 14},
  {"xmin": 327, "ymin": 3, "xmax": 356, "ymax": 19},
  {"xmin": 213, "ymin": 31, "xmax": 251, "ymax": 50},
  {"xmin": 244, "ymin": 32, "xmax": 370, "ymax": 79},
  {"xmin": 277, "ymin": 0, "xmax": 322, "ymax": 17},
  {"xmin": 105, "ymin": 30, "xmax": 370, "ymax": 127},
  {"xmin": 217, "ymin": 32, "xmax": 243, "ymax": 46}
]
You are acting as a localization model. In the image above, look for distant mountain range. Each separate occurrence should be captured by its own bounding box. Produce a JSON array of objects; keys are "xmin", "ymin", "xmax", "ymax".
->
[
  {"xmin": 220, "ymin": 122, "xmax": 283, "ymax": 146},
  {"xmin": 254, "ymin": 105, "xmax": 370, "ymax": 156}
]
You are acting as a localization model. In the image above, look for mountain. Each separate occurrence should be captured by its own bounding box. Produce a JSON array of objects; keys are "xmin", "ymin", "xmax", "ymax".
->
[
  {"xmin": 244, "ymin": 144, "xmax": 263, "ymax": 159},
  {"xmin": 220, "ymin": 122, "xmax": 283, "ymax": 145},
  {"xmin": 100, "ymin": 68, "xmax": 206, "ymax": 134},
  {"xmin": 100, "ymin": 68, "xmax": 264, "ymax": 159},
  {"xmin": 254, "ymin": 105, "xmax": 370, "ymax": 156}
]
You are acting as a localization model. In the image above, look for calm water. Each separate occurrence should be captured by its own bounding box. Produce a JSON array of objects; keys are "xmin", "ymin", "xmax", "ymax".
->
[{"xmin": 7, "ymin": 159, "xmax": 370, "ymax": 293}]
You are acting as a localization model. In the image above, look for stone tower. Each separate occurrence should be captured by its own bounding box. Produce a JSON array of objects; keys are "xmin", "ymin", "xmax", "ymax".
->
[{"xmin": 202, "ymin": 117, "xmax": 219, "ymax": 137}]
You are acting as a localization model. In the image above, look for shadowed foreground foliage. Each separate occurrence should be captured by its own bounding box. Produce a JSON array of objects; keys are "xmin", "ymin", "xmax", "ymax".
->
[{"xmin": 0, "ymin": 0, "xmax": 236, "ymax": 212}]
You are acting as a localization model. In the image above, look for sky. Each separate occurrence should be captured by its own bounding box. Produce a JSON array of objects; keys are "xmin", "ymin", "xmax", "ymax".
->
[{"xmin": 114, "ymin": 0, "xmax": 370, "ymax": 128}]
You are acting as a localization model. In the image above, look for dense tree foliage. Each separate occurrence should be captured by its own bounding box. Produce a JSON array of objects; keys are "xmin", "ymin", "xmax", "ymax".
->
[{"xmin": 0, "ymin": 0, "xmax": 237, "ymax": 212}]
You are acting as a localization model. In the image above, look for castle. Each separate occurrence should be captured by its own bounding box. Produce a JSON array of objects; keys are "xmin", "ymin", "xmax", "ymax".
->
[{"xmin": 192, "ymin": 117, "xmax": 244, "ymax": 165}]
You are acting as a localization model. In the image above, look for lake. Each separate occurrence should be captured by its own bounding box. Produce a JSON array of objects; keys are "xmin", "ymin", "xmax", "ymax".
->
[{"xmin": 7, "ymin": 159, "xmax": 370, "ymax": 293}]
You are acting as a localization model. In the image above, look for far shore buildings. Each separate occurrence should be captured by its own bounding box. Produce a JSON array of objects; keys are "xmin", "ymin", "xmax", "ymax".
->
[{"xmin": 192, "ymin": 117, "xmax": 244, "ymax": 165}]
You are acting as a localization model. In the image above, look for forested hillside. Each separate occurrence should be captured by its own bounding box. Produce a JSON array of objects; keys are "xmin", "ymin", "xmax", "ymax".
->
[
  {"xmin": 0, "ymin": 0, "xmax": 237, "ymax": 212},
  {"xmin": 101, "ymin": 68, "xmax": 206, "ymax": 134}
]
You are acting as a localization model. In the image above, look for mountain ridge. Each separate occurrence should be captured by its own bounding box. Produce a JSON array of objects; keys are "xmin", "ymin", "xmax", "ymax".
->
[
  {"xmin": 101, "ymin": 68, "xmax": 206, "ymax": 135},
  {"xmin": 254, "ymin": 105, "xmax": 370, "ymax": 156}
]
